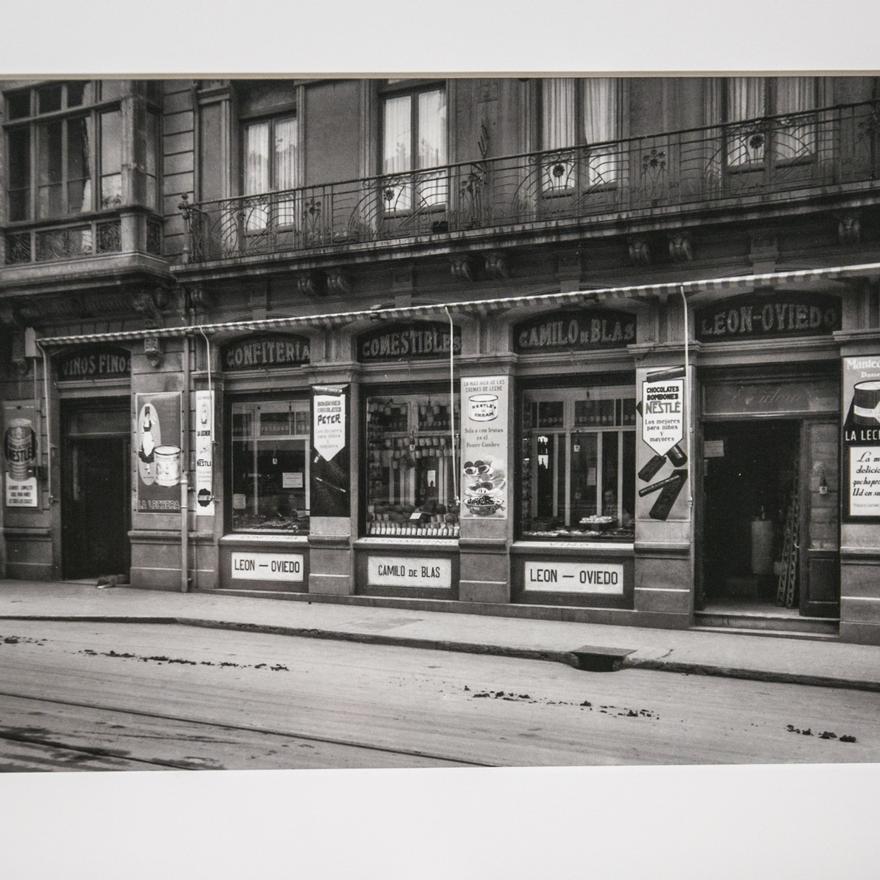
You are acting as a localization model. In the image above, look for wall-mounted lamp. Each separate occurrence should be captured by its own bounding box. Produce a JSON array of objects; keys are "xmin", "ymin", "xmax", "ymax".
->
[
  {"xmin": 144, "ymin": 334, "xmax": 163, "ymax": 368},
  {"xmin": 818, "ymin": 465, "xmax": 829, "ymax": 496}
]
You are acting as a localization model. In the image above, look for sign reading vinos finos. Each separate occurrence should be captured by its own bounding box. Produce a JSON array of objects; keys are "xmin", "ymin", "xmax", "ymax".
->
[
  {"xmin": 56, "ymin": 346, "xmax": 130, "ymax": 381},
  {"xmin": 514, "ymin": 310, "xmax": 636, "ymax": 353},
  {"xmin": 221, "ymin": 335, "xmax": 310, "ymax": 371},
  {"xmin": 696, "ymin": 293, "xmax": 841, "ymax": 342},
  {"xmin": 358, "ymin": 323, "xmax": 461, "ymax": 362}
]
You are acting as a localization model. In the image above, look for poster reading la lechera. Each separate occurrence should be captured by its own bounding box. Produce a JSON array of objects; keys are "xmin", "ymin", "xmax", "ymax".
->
[
  {"xmin": 3, "ymin": 402, "xmax": 39, "ymax": 508},
  {"xmin": 843, "ymin": 355, "xmax": 880, "ymax": 520},
  {"xmin": 461, "ymin": 375, "xmax": 508, "ymax": 520},
  {"xmin": 135, "ymin": 391, "xmax": 182, "ymax": 513}
]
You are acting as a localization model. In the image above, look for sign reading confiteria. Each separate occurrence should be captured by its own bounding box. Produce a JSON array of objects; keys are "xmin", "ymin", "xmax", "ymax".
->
[
  {"xmin": 56, "ymin": 346, "xmax": 130, "ymax": 381},
  {"xmin": 222, "ymin": 335, "xmax": 310, "ymax": 371},
  {"xmin": 696, "ymin": 293, "xmax": 841, "ymax": 342},
  {"xmin": 514, "ymin": 310, "xmax": 636, "ymax": 353},
  {"xmin": 358, "ymin": 322, "xmax": 461, "ymax": 362}
]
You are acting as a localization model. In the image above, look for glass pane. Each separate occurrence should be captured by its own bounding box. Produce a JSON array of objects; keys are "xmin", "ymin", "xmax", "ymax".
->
[
  {"xmin": 542, "ymin": 78, "xmax": 576, "ymax": 151},
  {"xmin": 365, "ymin": 392, "xmax": 459, "ymax": 538},
  {"xmin": 243, "ymin": 121, "xmax": 270, "ymax": 194},
  {"xmin": 417, "ymin": 89, "xmax": 446, "ymax": 168},
  {"xmin": 101, "ymin": 111, "xmax": 122, "ymax": 174},
  {"xmin": 8, "ymin": 189, "xmax": 30, "ymax": 222},
  {"xmin": 231, "ymin": 400, "xmax": 310, "ymax": 533},
  {"xmin": 101, "ymin": 173, "xmax": 122, "ymax": 209},
  {"xmin": 621, "ymin": 431, "xmax": 635, "ymax": 529},
  {"xmin": 37, "ymin": 84, "xmax": 62, "ymax": 114},
  {"xmin": 6, "ymin": 90, "xmax": 31, "ymax": 119},
  {"xmin": 146, "ymin": 111, "xmax": 159, "ymax": 209},
  {"xmin": 67, "ymin": 82, "xmax": 95, "ymax": 107},
  {"xmin": 273, "ymin": 117, "xmax": 297, "ymax": 190},
  {"xmin": 383, "ymin": 94, "xmax": 411, "ymax": 174},
  {"xmin": 37, "ymin": 120, "xmax": 63, "ymax": 217},
  {"xmin": 571, "ymin": 433, "xmax": 598, "ymax": 521},
  {"xmin": 601, "ymin": 432, "xmax": 619, "ymax": 516},
  {"xmin": 8, "ymin": 127, "xmax": 30, "ymax": 190},
  {"xmin": 67, "ymin": 116, "xmax": 93, "ymax": 212}
]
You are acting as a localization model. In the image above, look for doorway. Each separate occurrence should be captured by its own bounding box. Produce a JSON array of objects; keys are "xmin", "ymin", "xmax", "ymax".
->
[
  {"xmin": 61, "ymin": 404, "xmax": 131, "ymax": 580},
  {"xmin": 701, "ymin": 419, "xmax": 800, "ymax": 610}
]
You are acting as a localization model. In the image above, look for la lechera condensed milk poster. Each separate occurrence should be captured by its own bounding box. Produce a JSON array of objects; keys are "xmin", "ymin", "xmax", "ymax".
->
[
  {"xmin": 135, "ymin": 391, "xmax": 182, "ymax": 513},
  {"xmin": 843, "ymin": 355, "xmax": 880, "ymax": 521},
  {"xmin": 461, "ymin": 376, "xmax": 508, "ymax": 519}
]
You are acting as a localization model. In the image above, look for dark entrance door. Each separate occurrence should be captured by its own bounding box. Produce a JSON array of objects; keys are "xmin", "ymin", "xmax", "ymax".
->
[{"xmin": 62, "ymin": 407, "xmax": 131, "ymax": 579}]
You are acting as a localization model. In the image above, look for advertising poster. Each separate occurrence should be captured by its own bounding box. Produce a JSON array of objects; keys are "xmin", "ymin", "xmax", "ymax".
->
[
  {"xmin": 310, "ymin": 386, "xmax": 350, "ymax": 518},
  {"xmin": 3, "ymin": 402, "xmax": 39, "ymax": 508},
  {"xmin": 135, "ymin": 391, "xmax": 182, "ymax": 513},
  {"xmin": 636, "ymin": 366, "xmax": 689, "ymax": 522},
  {"xmin": 194, "ymin": 389, "xmax": 215, "ymax": 517},
  {"xmin": 461, "ymin": 375, "xmax": 508, "ymax": 519},
  {"xmin": 842, "ymin": 355, "xmax": 880, "ymax": 521}
]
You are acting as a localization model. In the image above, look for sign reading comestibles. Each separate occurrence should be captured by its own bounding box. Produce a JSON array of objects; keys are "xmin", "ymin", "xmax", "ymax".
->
[
  {"xmin": 221, "ymin": 335, "xmax": 310, "ymax": 371},
  {"xmin": 56, "ymin": 346, "xmax": 131, "ymax": 381},
  {"xmin": 523, "ymin": 561, "xmax": 624, "ymax": 595},
  {"xmin": 843, "ymin": 355, "xmax": 880, "ymax": 521},
  {"xmin": 514, "ymin": 310, "xmax": 636, "ymax": 353},
  {"xmin": 358, "ymin": 322, "xmax": 461, "ymax": 362},
  {"xmin": 367, "ymin": 556, "xmax": 452, "ymax": 589},
  {"xmin": 231, "ymin": 551, "xmax": 304, "ymax": 582},
  {"xmin": 696, "ymin": 293, "xmax": 841, "ymax": 342}
]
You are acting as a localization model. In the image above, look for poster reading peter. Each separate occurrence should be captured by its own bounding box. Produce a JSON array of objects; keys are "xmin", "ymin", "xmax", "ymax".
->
[
  {"xmin": 135, "ymin": 391, "xmax": 182, "ymax": 513},
  {"xmin": 843, "ymin": 356, "xmax": 880, "ymax": 521}
]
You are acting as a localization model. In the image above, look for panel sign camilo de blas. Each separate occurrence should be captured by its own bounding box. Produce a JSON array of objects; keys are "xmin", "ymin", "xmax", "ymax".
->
[
  {"xmin": 637, "ymin": 367, "xmax": 688, "ymax": 522},
  {"xmin": 135, "ymin": 392, "xmax": 182, "ymax": 513}
]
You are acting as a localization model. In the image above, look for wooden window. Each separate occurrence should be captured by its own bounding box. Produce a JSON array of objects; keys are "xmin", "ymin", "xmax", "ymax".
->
[{"xmin": 241, "ymin": 114, "xmax": 298, "ymax": 231}]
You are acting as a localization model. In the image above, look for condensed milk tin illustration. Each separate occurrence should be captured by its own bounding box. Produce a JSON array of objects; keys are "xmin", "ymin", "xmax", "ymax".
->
[
  {"xmin": 4, "ymin": 418, "xmax": 36, "ymax": 480},
  {"xmin": 468, "ymin": 393, "xmax": 498, "ymax": 422},
  {"xmin": 852, "ymin": 380, "xmax": 880, "ymax": 425},
  {"xmin": 154, "ymin": 446, "xmax": 181, "ymax": 487}
]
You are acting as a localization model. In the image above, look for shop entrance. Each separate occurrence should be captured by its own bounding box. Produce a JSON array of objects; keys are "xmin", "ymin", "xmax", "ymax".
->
[
  {"xmin": 702, "ymin": 419, "xmax": 802, "ymax": 609},
  {"xmin": 61, "ymin": 403, "xmax": 131, "ymax": 580}
]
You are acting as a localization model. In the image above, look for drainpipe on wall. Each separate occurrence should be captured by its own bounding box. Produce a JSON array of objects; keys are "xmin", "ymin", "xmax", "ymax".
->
[
  {"xmin": 181, "ymin": 330, "xmax": 191, "ymax": 593},
  {"xmin": 444, "ymin": 306, "xmax": 459, "ymax": 506},
  {"xmin": 679, "ymin": 284, "xmax": 695, "ymax": 604}
]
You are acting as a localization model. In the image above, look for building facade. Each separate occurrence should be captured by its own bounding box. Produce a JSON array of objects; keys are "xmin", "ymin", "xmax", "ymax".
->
[{"xmin": 2, "ymin": 76, "xmax": 880, "ymax": 644}]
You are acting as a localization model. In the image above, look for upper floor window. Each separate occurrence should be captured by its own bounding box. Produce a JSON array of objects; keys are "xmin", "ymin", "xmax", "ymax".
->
[
  {"xmin": 242, "ymin": 114, "xmax": 298, "ymax": 230},
  {"xmin": 381, "ymin": 82, "xmax": 447, "ymax": 212},
  {"xmin": 540, "ymin": 78, "xmax": 620, "ymax": 190},
  {"xmin": 724, "ymin": 77, "xmax": 817, "ymax": 166},
  {"xmin": 4, "ymin": 81, "xmax": 128, "ymax": 223}
]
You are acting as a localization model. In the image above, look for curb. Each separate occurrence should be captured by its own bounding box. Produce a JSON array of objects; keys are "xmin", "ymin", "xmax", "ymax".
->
[{"xmin": 2, "ymin": 613, "xmax": 878, "ymax": 694}]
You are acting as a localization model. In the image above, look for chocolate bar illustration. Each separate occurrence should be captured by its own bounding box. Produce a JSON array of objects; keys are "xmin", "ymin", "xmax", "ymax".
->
[
  {"xmin": 638, "ymin": 444, "xmax": 688, "ymax": 483},
  {"xmin": 647, "ymin": 469, "xmax": 687, "ymax": 521}
]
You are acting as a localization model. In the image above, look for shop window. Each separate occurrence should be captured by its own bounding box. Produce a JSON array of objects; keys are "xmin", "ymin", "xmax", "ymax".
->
[
  {"xmin": 380, "ymin": 82, "xmax": 448, "ymax": 213},
  {"xmin": 4, "ymin": 81, "xmax": 133, "ymax": 222},
  {"xmin": 241, "ymin": 114, "xmax": 299, "ymax": 231},
  {"xmin": 724, "ymin": 77, "xmax": 817, "ymax": 167},
  {"xmin": 364, "ymin": 390, "xmax": 460, "ymax": 538},
  {"xmin": 230, "ymin": 399, "xmax": 310, "ymax": 534},
  {"xmin": 520, "ymin": 385, "xmax": 636, "ymax": 540},
  {"xmin": 540, "ymin": 77, "xmax": 620, "ymax": 191}
]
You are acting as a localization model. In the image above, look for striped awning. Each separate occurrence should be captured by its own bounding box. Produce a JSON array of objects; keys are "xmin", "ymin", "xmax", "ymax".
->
[{"xmin": 36, "ymin": 261, "xmax": 880, "ymax": 347}]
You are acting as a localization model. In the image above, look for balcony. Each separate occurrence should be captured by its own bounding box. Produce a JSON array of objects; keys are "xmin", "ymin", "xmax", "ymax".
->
[{"xmin": 180, "ymin": 101, "xmax": 880, "ymax": 266}]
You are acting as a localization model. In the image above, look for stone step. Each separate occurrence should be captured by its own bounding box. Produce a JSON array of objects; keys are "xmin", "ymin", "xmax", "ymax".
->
[{"xmin": 694, "ymin": 611, "xmax": 839, "ymax": 637}]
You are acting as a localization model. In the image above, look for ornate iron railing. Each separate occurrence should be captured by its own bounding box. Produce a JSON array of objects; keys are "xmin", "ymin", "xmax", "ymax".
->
[
  {"xmin": 4, "ymin": 217, "xmax": 122, "ymax": 266},
  {"xmin": 175, "ymin": 100, "xmax": 877, "ymax": 264}
]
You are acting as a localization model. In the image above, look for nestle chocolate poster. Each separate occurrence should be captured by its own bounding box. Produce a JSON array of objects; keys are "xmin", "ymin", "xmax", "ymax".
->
[
  {"xmin": 843, "ymin": 355, "xmax": 880, "ymax": 521},
  {"xmin": 194, "ymin": 389, "xmax": 215, "ymax": 517},
  {"xmin": 135, "ymin": 391, "xmax": 182, "ymax": 513},
  {"xmin": 310, "ymin": 386, "xmax": 349, "ymax": 518},
  {"xmin": 4, "ymin": 402, "xmax": 38, "ymax": 508},
  {"xmin": 461, "ymin": 375, "xmax": 508, "ymax": 519},
  {"xmin": 636, "ymin": 366, "xmax": 689, "ymax": 522}
]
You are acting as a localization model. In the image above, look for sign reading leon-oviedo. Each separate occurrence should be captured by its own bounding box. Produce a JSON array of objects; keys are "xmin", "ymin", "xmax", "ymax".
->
[
  {"xmin": 231, "ymin": 552, "xmax": 304, "ymax": 582},
  {"xmin": 514, "ymin": 310, "xmax": 636, "ymax": 353},
  {"xmin": 358, "ymin": 322, "xmax": 461, "ymax": 362},
  {"xmin": 524, "ymin": 561, "xmax": 624, "ymax": 595},
  {"xmin": 367, "ymin": 556, "xmax": 452, "ymax": 589},
  {"xmin": 57, "ymin": 346, "xmax": 131, "ymax": 381},
  {"xmin": 222, "ymin": 335, "xmax": 310, "ymax": 371},
  {"xmin": 696, "ymin": 293, "xmax": 841, "ymax": 342}
]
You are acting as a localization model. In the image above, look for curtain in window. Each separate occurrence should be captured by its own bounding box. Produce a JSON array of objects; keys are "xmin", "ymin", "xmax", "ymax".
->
[
  {"xmin": 383, "ymin": 95, "xmax": 412, "ymax": 175},
  {"xmin": 273, "ymin": 117, "xmax": 298, "ymax": 226},
  {"xmin": 417, "ymin": 88, "xmax": 447, "ymax": 206},
  {"xmin": 69, "ymin": 117, "xmax": 93, "ymax": 214},
  {"xmin": 542, "ymin": 78, "xmax": 575, "ymax": 151},
  {"xmin": 243, "ymin": 121, "xmax": 270, "ymax": 230},
  {"xmin": 775, "ymin": 77, "xmax": 816, "ymax": 157},
  {"xmin": 582, "ymin": 78, "xmax": 619, "ymax": 184},
  {"xmin": 100, "ymin": 110, "xmax": 122, "ymax": 209},
  {"xmin": 726, "ymin": 77, "xmax": 765, "ymax": 122}
]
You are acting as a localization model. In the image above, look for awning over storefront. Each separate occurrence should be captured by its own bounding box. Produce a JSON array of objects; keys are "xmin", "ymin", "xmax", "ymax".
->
[{"xmin": 36, "ymin": 261, "xmax": 880, "ymax": 347}]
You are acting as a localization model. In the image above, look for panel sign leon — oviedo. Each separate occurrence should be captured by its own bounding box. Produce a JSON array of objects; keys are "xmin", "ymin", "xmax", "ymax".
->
[
  {"xmin": 524, "ymin": 561, "xmax": 624, "ymax": 595},
  {"xmin": 843, "ymin": 355, "xmax": 880, "ymax": 521},
  {"xmin": 231, "ymin": 552, "xmax": 304, "ymax": 582}
]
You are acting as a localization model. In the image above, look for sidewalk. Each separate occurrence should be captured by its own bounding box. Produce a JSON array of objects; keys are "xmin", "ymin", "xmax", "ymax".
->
[{"xmin": 1, "ymin": 579, "xmax": 879, "ymax": 692}]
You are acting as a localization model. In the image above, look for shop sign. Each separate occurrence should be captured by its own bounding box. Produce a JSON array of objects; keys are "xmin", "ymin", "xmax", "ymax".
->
[
  {"xmin": 3, "ymin": 402, "xmax": 38, "ymax": 508},
  {"xmin": 310, "ymin": 385, "xmax": 350, "ymax": 518},
  {"xmin": 514, "ymin": 310, "xmax": 636, "ymax": 353},
  {"xmin": 56, "ymin": 346, "xmax": 130, "ymax": 381},
  {"xmin": 231, "ymin": 551, "xmax": 304, "ymax": 582},
  {"xmin": 194, "ymin": 389, "xmax": 214, "ymax": 517},
  {"xmin": 843, "ymin": 356, "xmax": 880, "ymax": 520},
  {"xmin": 696, "ymin": 293, "xmax": 841, "ymax": 342},
  {"xmin": 461, "ymin": 375, "xmax": 508, "ymax": 519},
  {"xmin": 523, "ymin": 560, "xmax": 624, "ymax": 594},
  {"xmin": 367, "ymin": 555, "xmax": 452, "ymax": 588},
  {"xmin": 641, "ymin": 369, "xmax": 684, "ymax": 456},
  {"xmin": 221, "ymin": 334, "xmax": 310, "ymax": 371},
  {"xmin": 135, "ymin": 391, "xmax": 181, "ymax": 513},
  {"xmin": 358, "ymin": 322, "xmax": 461, "ymax": 362}
]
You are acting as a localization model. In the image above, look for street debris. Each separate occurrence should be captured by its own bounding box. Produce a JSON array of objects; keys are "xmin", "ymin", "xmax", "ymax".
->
[
  {"xmin": 786, "ymin": 724, "xmax": 857, "ymax": 743},
  {"xmin": 77, "ymin": 648, "xmax": 290, "ymax": 673},
  {"xmin": 463, "ymin": 686, "xmax": 657, "ymax": 719},
  {"xmin": 0, "ymin": 634, "xmax": 47, "ymax": 647}
]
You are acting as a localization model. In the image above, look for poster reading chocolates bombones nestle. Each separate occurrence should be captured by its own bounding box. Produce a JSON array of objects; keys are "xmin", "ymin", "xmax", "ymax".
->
[
  {"xmin": 135, "ymin": 391, "xmax": 182, "ymax": 513},
  {"xmin": 843, "ymin": 356, "xmax": 880, "ymax": 521}
]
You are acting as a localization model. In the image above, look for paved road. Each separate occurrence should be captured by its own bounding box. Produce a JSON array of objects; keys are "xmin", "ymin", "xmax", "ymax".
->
[{"xmin": 0, "ymin": 620, "xmax": 877, "ymax": 769}]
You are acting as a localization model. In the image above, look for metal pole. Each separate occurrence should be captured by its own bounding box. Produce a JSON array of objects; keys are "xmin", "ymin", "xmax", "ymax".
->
[
  {"xmin": 679, "ymin": 285, "xmax": 695, "ymax": 605},
  {"xmin": 444, "ymin": 306, "xmax": 459, "ymax": 507},
  {"xmin": 181, "ymin": 332, "xmax": 191, "ymax": 593}
]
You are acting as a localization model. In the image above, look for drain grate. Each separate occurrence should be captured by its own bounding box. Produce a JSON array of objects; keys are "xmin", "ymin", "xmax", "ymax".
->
[{"xmin": 570, "ymin": 645, "xmax": 635, "ymax": 672}]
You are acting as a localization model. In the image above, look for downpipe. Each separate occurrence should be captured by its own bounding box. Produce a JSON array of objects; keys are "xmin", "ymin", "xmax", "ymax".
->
[{"xmin": 181, "ymin": 331, "xmax": 191, "ymax": 593}]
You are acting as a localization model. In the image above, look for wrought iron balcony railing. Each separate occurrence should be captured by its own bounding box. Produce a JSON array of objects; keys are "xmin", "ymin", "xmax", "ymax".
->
[{"xmin": 180, "ymin": 101, "xmax": 880, "ymax": 265}]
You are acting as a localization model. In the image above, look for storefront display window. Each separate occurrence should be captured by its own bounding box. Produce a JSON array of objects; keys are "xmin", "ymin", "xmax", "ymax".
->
[
  {"xmin": 230, "ymin": 399, "xmax": 310, "ymax": 533},
  {"xmin": 365, "ymin": 391, "xmax": 459, "ymax": 537},
  {"xmin": 520, "ymin": 384, "xmax": 635, "ymax": 540}
]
